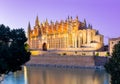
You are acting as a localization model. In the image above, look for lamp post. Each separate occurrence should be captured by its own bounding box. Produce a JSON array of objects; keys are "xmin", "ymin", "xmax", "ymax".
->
[{"xmin": 8, "ymin": 39, "xmax": 13, "ymax": 46}]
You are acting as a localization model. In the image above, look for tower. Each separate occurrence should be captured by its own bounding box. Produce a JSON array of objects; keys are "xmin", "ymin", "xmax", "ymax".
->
[
  {"xmin": 35, "ymin": 15, "xmax": 40, "ymax": 26},
  {"xmin": 27, "ymin": 22, "xmax": 31, "ymax": 45},
  {"xmin": 84, "ymin": 18, "xmax": 87, "ymax": 28}
]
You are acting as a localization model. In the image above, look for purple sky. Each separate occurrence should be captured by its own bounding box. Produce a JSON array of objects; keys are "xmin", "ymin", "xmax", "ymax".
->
[{"xmin": 0, "ymin": 0, "xmax": 120, "ymax": 44}]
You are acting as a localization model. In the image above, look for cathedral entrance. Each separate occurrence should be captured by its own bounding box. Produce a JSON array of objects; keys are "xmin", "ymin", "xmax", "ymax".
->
[{"xmin": 42, "ymin": 43, "xmax": 47, "ymax": 51}]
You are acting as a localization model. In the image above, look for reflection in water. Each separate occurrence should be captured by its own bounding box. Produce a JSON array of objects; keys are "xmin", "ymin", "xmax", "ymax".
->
[
  {"xmin": 26, "ymin": 66, "xmax": 110, "ymax": 84},
  {"xmin": 24, "ymin": 66, "xmax": 28, "ymax": 84},
  {"xmin": 3, "ymin": 66, "xmax": 110, "ymax": 84}
]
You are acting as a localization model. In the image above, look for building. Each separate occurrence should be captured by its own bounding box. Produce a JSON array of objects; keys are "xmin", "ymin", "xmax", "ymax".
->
[
  {"xmin": 109, "ymin": 37, "xmax": 120, "ymax": 55},
  {"xmin": 27, "ymin": 16, "xmax": 104, "ymax": 51}
]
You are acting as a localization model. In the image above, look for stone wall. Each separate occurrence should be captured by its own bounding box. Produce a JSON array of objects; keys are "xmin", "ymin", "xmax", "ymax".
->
[
  {"xmin": 94, "ymin": 56, "xmax": 109, "ymax": 66},
  {"xmin": 27, "ymin": 56, "xmax": 95, "ymax": 67}
]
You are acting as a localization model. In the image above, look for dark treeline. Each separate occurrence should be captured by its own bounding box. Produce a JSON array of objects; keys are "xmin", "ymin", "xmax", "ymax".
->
[
  {"xmin": 105, "ymin": 41, "xmax": 120, "ymax": 84},
  {"xmin": 0, "ymin": 24, "xmax": 31, "ymax": 76}
]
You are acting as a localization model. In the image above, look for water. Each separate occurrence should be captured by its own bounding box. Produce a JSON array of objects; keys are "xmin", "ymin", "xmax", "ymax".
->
[{"xmin": 2, "ymin": 66, "xmax": 110, "ymax": 84}]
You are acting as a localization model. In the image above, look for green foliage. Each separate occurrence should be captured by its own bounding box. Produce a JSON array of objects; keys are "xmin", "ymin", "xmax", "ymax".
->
[
  {"xmin": 104, "ymin": 41, "xmax": 120, "ymax": 84},
  {"xmin": 0, "ymin": 24, "xmax": 31, "ymax": 76},
  {"xmin": 95, "ymin": 52, "xmax": 99, "ymax": 56},
  {"xmin": 0, "ymin": 25, "xmax": 10, "ymax": 44},
  {"xmin": 24, "ymin": 43, "xmax": 29, "ymax": 51},
  {"xmin": 105, "ymin": 52, "xmax": 110, "ymax": 56}
]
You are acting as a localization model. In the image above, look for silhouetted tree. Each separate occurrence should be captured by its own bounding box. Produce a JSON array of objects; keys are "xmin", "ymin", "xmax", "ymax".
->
[
  {"xmin": 104, "ymin": 41, "xmax": 120, "ymax": 84},
  {"xmin": 0, "ymin": 24, "xmax": 31, "ymax": 81}
]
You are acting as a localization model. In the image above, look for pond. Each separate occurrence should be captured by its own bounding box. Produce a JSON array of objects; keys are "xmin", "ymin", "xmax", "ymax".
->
[{"xmin": 2, "ymin": 66, "xmax": 110, "ymax": 84}]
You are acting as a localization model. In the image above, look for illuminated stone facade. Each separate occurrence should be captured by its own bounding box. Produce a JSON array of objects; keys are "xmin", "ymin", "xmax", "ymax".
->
[
  {"xmin": 109, "ymin": 37, "xmax": 120, "ymax": 55},
  {"xmin": 27, "ymin": 16, "xmax": 104, "ymax": 51}
]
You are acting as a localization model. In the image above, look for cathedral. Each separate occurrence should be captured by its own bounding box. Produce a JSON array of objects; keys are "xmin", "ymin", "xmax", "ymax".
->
[{"xmin": 27, "ymin": 16, "xmax": 104, "ymax": 51}]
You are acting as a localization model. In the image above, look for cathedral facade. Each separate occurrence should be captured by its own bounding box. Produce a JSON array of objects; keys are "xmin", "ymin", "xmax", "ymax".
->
[{"xmin": 27, "ymin": 16, "xmax": 104, "ymax": 51}]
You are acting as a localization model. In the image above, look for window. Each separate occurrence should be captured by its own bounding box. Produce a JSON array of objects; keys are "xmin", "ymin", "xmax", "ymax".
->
[{"xmin": 111, "ymin": 41, "xmax": 114, "ymax": 44}]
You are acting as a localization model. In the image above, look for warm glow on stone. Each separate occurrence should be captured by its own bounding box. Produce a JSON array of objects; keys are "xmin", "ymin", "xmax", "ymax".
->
[
  {"xmin": 27, "ymin": 16, "xmax": 104, "ymax": 51},
  {"xmin": 30, "ymin": 51, "xmax": 41, "ymax": 56}
]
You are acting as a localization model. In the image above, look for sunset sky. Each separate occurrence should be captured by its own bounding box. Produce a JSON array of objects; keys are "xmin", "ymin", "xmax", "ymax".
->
[{"xmin": 0, "ymin": 0, "xmax": 120, "ymax": 44}]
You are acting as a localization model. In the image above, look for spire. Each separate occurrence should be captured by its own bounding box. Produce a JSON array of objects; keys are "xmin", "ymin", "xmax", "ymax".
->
[
  {"xmin": 76, "ymin": 16, "xmax": 78, "ymax": 21},
  {"xmin": 96, "ymin": 30, "xmax": 99, "ymax": 35},
  {"xmin": 90, "ymin": 24, "xmax": 92, "ymax": 29},
  {"xmin": 84, "ymin": 18, "xmax": 87, "ymax": 28},
  {"xmin": 60, "ymin": 20, "xmax": 64, "ymax": 23},
  {"xmin": 50, "ymin": 20, "xmax": 54, "ymax": 32},
  {"xmin": 46, "ymin": 18, "xmax": 48, "ymax": 24},
  {"xmin": 27, "ymin": 22, "xmax": 31, "ymax": 35},
  {"xmin": 70, "ymin": 16, "xmax": 72, "ymax": 21},
  {"xmin": 35, "ymin": 15, "xmax": 40, "ymax": 26},
  {"xmin": 67, "ymin": 16, "xmax": 70, "ymax": 21},
  {"xmin": 88, "ymin": 24, "xmax": 92, "ymax": 29},
  {"xmin": 55, "ymin": 20, "xmax": 58, "ymax": 24},
  {"xmin": 88, "ymin": 24, "xmax": 91, "ymax": 28},
  {"xmin": 50, "ymin": 20, "xmax": 54, "ymax": 25},
  {"xmin": 28, "ymin": 21, "xmax": 31, "ymax": 28},
  {"xmin": 27, "ymin": 22, "xmax": 31, "ymax": 45}
]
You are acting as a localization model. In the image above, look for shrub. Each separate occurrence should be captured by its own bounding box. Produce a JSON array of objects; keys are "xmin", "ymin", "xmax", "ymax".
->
[
  {"xmin": 95, "ymin": 52, "xmax": 99, "ymax": 56},
  {"xmin": 105, "ymin": 52, "xmax": 110, "ymax": 56}
]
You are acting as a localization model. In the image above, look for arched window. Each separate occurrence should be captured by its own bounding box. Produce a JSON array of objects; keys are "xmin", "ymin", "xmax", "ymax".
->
[{"xmin": 42, "ymin": 43, "xmax": 47, "ymax": 51}]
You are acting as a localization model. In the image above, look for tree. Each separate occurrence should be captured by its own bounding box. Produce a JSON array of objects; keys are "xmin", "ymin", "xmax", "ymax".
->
[
  {"xmin": 104, "ymin": 41, "xmax": 120, "ymax": 84},
  {"xmin": 0, "ymin": 24, "xmax": 31, "ymax": 81}
]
